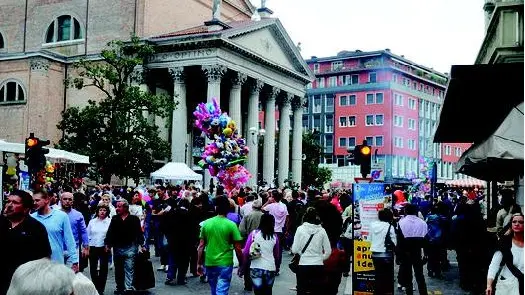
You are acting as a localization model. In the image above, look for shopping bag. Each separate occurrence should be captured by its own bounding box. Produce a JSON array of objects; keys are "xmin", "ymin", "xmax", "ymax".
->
[{"xmin": 133, "ymin": 251, "xmax": 155, "ymax": 290}]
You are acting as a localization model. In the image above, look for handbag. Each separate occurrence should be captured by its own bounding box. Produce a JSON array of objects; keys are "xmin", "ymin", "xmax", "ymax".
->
[
  {"xmin": 249, "ymin": 230, "xmax": 262, "ymax": 260},
  {"xmin": 384, "ymin": 224, "xmax": 395, "ymax": 254},
  {"xmin": 289, "ymin": 233, "xmax": 315, "ymax": 273},
  {"xmin": 133, "ymin": 250, "xmax": 155, "ymax": 290}
]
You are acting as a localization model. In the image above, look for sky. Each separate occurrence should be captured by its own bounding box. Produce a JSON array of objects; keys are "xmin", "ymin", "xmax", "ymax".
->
[{"xmin": 250, "ymin": 0, "xmax": 486, "ymax": 74}]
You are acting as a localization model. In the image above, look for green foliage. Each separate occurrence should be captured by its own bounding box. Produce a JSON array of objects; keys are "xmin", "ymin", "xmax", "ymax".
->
[
  {"xmin": 58, "ymin": 36, "xmax": 176, "ymax": 183},
  {"xmin": 301, "ymin": 131, "xmax": 332, "ymax": 188}
]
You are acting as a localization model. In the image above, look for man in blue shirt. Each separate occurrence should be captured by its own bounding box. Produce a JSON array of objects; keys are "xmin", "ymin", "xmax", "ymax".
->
[
  {"xmin": 31, "ymin": 189, "xmax": 79, "ymax": 272},
  {"xmin": 60, "ymin": 192, "xmax": 89, "ymax": 271}
]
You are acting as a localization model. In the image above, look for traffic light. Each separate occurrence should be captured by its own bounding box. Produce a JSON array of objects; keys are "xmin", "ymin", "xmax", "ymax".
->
[
  {"xmin": 358, "ymin": 141, "xmax": 372, "ymax": 178},
  {"xmin": 346, "ymin": 145, "xmax": 361, "ymax": 165},
  {"xmin": 25, "ymin": 133, "xmax": 50, "ymax": 174}
]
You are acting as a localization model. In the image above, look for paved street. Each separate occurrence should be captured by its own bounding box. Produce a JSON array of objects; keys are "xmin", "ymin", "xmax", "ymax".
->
[{"xmin": 90, "ymin": 250, "xmax": 469, "ymax": 295}]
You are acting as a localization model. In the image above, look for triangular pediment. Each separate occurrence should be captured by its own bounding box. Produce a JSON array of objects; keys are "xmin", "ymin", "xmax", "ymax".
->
[
  {"xmin": 225, "ymin": 20, "xmax": 313, "ymax": 80},
  {"xmin": 224, "ymin": 0, "xmax": 255, "ymax": 14}
]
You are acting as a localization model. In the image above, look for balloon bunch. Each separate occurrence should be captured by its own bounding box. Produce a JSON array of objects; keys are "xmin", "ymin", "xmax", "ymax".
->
[
  {"xmin": 407, "ymin": 156, "xmax": 432, "ymax": 199},
  {"xmin": 45, "ymin": 161, "xmax": 55, "ymax": 183},
  {"xmin": 193, "ymin": 98, "xmax": 251, "ymax": 192}
]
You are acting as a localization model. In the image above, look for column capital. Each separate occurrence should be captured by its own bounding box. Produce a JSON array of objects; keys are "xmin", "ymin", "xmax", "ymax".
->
[
  {"xmin": 202, "ymin": 64, "xmax": 227, "ymax": 83},
  {"xmin": 168, "ymin": 66, "xmax": 185, "ymax": 83},
  {"xmin": 130, "ymin": 66, "xmax": 149, "ymax": 84},
  {"xmin": 292, "ymin": 96, "xmax": 304, "ymax": 110},
  {"xmin": 249, "ymin": 80, "xmax": 265, "ymax": 94},
  {"xmin": 231, "ymin": 72, "xmax": 248, "ymax": 89},
  {"xmin": 281, "ymin": 92, "xmax": 294, "ymax": 106},
  {"xmin": 267, "ymin": 87, "xmax": 280, "ymax": 102}
]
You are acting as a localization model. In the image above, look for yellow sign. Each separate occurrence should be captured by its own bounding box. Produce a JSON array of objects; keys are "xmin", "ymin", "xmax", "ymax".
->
[{"xmin": 354, "ymin": 240, "xmax": 374, "ymax": 272}]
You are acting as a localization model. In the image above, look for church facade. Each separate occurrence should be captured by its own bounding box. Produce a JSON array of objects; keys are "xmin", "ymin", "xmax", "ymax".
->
[{"xmin": 0, "ymin": 0, "xmax": 313, "ymax": 187}]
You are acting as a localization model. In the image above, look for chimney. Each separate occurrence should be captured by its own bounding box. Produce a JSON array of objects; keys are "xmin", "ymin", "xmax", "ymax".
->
[
  {"xmin": 205, "ymin": 0, "xmax": 231, "ymax": 31},
  {"xmin": 257, "ymin": 0, "xmax": 274, "ymax": 18}
]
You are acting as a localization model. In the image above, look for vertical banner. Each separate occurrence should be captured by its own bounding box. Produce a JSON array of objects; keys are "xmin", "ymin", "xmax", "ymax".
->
[{"xmin": 352, "ymin": 183, "xmax": 389, "ymax": 294}]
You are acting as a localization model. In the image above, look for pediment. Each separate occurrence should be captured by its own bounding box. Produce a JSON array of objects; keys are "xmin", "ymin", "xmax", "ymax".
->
[
  {"xmin": 225, "ymin": 21, "xmax": 313, "ymax": 79},
  {"xmin": 224, "ymin": 0, "xmax": 254, "ymax": 14}
]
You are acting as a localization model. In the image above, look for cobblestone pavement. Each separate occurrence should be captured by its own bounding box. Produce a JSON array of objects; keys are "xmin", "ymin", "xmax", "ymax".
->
[{"xmin": 90, "ymin": 250, "xmax": 469, "ymax": 295}]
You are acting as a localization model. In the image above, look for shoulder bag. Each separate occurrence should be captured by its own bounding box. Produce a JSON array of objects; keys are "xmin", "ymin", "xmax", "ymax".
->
[
  {"xmin": 384, "ymin": 224, "xmax": 395, "ymax": 254},
  {"xmin": 289, "ymin": 233, "xmax": 315, "ymax": 273}
]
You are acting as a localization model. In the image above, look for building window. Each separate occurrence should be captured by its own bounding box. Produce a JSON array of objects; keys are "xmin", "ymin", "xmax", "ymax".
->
[
  {"xmin": 455, "ymin": 147, "xmax": 462, "ymax": 156},
  {"xmin": 408, "ymin": 139, "xmax": 416, "ymax": 150},
  {"xmin": 340, "ymin": 95, "xmax": 348, "ymax": 106},
  {"xmin": 349, "ymin": 95, "xmax": 356, "ymax": 105},
  {"xmin": 325, "ymin": 135, "xmax": 333, "ymax": 148},
  {"xmin": 313, "ymin": 96, "xmax": 321, "ymax": 113},
  {"xmin": 392, "ymin": 156, "xmax": 398, "ymax": 176},
  {"xmin": 351, "ymin": 74, "xmax": 359, "ymax": 84},
  {"xmin": 339, "ymin": 137, "xmax": 347, "ymax": 147},
  {"xmin": 348, "ymin": 116, "xmax": 356, "ymax": 126},
  {"xmin": 408, "ymin": 118, "xmax": 416, "ymax": 130},
  {"xmin": 313, "ymin": 63, "xmax": 319, "ymax": 73},
  {"xmin": 365, "ymin": 115, "xmax": 374, "ymax": 126},
  {"xmin": 366, "ymin": 136, "xmax": 374, "ymax": 145},
  {"xmin": 348, "ymin": 137, "xmax": 356, "ymax": 148},
  {"xmin": 302, "ymin": 117, "xmax": 309, "ymax": 132},
  {"xmin": 375, "ymin": 114, "xmax": 384, "ymax": 125},
  {"xmin": 375, "ymin": 136, "xmax": 383, "ymax": 146},
  {"xmin": 408, "ymin": 98, "xmax": 416, "ymax": 110},
  {"xmin": 394, "ymin": 115, "xmax": 403, "ymax": 127},
  {"xmin": 325, "ymin": 115, "xmax": 333, "ymax": 133},
  {"xmin": 342, "ymin": 75, "xmax": 358, "ymax": 85},
  {"xmin": 339, "ymin": 116, "xmax": 347, "ymax": 127},
  {"xmin": 313, "ymin": 115, "xmax": 321, "ymax": 132},
  {"xmin": 325, "ymin": 95, "xmax": 334, "ymax": 112},
  {"xmin": 394, "ymin": 93, "xmax": 403, "ymax": 106},
  {"xmin": 331, "ymin": 61, "xmax": 343, "ymax": 71},
  {"xmin": 394, "ymin": 137, "xmax": 404, "ymax": 148},
  {"xmin": 45, "ymin": 15, "xmax": 83, "ymax": 43},
  {"xmin": 316, "ymin": 77, "xmax": 325, "ymax": 88},
  {"xmin": 0, "ymin": 80, "xmax": 26, "ymax": 103},
  {"xmin": 392, "ymin": 74, "xmax": 397, "ymax": 83},
  {"xmin": 369, "ymin": 72, "xmax": 377, "ymax": 83},
  {"xmin": 366, "ymin": 93, "xmax": 374, "ymax": 104},
  {"xmin": 328, "ymin": 76, "xmax": 338, "ymax": 87},
  {"xmin": 445, "ymin": 145, "xmax": 451, "ymax": 155},
  {"xmin": 375, "ymin": 93, "xmax": 384, "ymax": 104}
]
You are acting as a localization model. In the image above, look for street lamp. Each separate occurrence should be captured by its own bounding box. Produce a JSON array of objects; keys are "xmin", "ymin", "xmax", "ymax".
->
[{"xmin": 249, "ymin": 127, "xmax": 265, "ymax": 145}]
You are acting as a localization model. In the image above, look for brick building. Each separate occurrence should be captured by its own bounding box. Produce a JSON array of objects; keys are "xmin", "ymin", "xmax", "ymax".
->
[
  {"xmin": 304, "ymin": 49, "xmax": 471, "ymax": 183},
  {"xmin": 0, "ymin": 0, "xmax": 314, "ymax": 188}
]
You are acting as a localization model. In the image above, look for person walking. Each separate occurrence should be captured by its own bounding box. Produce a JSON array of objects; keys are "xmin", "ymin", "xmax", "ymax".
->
[
  {"xmin": 239, "ymin": 199, "xmax": 264, "ymax": 292},
  {"xmin": 241, "ymin": 213, "xmax": 280, "ymax": 295},
  {"xmin": 105, "ymin": 199, "xmax": 145, "ymax": 294},
  {"xmin": 369, "ymin": 208, "xmax": 397, "ymax": 295},
  {"xmin": 291, "ymin": 207, "xmax": 331, "ymax": 295},
  {"xmin": 60, "ymin": 192, "xmax": 90, "ymax": 272},
  {"xmin": 197, "ymin": 195, "xmax": 243, "ymax": 295},
  {"xmin": 31, "ymin": 189, "xmax": 79, "ymax": 271},
  {"xmin": 486, "ymin": 213, "xmax": 524, "ymax": 295},
  {"xmin": 87, "ymin": 204, "xmax": 112, "ymax": 295},
  {"xmin": 262, "ymin": 190, "xmax": 289, "ymax": 273},
  {"xmin": 397, "ymin": 204, "xmax": 428, "ymax": 295},
  {"xmin": 0, "ymin": 190, "xmax": 51, "ymax": 294}
]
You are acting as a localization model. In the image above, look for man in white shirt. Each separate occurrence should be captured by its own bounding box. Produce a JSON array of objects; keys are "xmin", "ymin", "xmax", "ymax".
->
[{"xmin": 262, "ymin": 190, "xmax": 289, "ymax": 273}]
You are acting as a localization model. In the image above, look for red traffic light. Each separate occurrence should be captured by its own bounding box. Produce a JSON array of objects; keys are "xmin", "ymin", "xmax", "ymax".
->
[{"xmin": 26, "ymin": 138, "xmax": 39, "ymax": 147}]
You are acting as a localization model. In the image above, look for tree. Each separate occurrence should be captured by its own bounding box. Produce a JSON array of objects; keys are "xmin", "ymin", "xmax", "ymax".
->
[
  {"xmin": 57, "ymin": 36, "xmax": 176, "ymax": 184},
  {"xmin": 301, "ymin": 131, "xmax": 332, "ymax": 188}
]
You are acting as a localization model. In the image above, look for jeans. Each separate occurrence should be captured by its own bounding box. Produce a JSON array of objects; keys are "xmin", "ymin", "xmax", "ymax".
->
[
  {"xmin": 89, "ymin": 246, "xmax": 109, "ymax": 294},
  {"xmin": 206, "ymin": 266, "xmax": 233, "ymax": 295},
  {"xmin": 296, "ymin": 265, "xmax": 324, "ymax": 295},
  {"xmin": 250, "ymin": 268, "xmax": 276, "ymax": 295},
  {"xmin": 398, "ymin": 248, "xmax": 428, "ymax": 295},
  {"xmin": 114, "ymin": 245, "xmax": 137, "ymax": 291},
  {"xmin": 372, "ymin": 253, "xmax": 394, "ymax": 295}
]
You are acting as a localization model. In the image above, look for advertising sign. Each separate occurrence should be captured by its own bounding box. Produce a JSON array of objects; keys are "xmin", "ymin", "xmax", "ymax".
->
[
  {"xmin": 370, "ymin": 162, "xmax": 385, "ymax": 181},
  {"xmin": 352, "ymin": 183, "xmax": 390, "ymax": 295},
  {"xmin": 19, "ymin": 171, "xmax": 30, "ymax": 191}
]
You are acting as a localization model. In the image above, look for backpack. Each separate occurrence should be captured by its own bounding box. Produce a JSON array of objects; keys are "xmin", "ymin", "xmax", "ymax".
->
[{"xmin": 426, "ymin": 214, "xmax": 443, "ymax": 244}]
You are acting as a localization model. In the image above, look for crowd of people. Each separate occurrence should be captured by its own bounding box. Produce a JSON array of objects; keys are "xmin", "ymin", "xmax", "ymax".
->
[{"xmin": 0, "ymin": 182, "xmax": 523, "ymax": 295}]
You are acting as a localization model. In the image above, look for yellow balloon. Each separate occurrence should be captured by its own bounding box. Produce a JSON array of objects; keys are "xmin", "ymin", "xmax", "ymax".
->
[
  {"xmin": 227, "ymin": 120, "xmax": 237, "ymax": 129},
  {"xmin": 6, "ymin": 167, "xmax": 16, "ymax": 175},
  {"xmin": 223, "ymin": 127, "xmax": 233, "ymax": 137}
]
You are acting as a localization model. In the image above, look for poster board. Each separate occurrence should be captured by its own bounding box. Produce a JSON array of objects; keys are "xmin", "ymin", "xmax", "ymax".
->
[{"xmin": 352, "ymin": 183, "xmax": 391, "ymax": 294}]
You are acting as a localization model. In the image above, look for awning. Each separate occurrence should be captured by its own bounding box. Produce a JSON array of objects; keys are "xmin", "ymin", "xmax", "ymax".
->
[
  {"xmin": 0, "ymin": 140, "xmax": 90, "ymax": 164},
  {"xmin": 455, "ymin": 102, "xmax": 524, "ymax": 181},
  {"xmin": 434, "ymin": 63, "xmax": 524, "ymax": 143},
  {"xmin": 445, "ymin": 178, "xmax": 487, "ymax": 188}
]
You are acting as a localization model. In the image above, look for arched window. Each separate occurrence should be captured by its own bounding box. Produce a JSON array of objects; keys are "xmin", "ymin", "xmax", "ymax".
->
[
  {"xmin": 45, "ymin": 15, "xmax": 82, "ymax": 43},
  {"xmin": 0, "ymin": 32, "xmax": 4, "ymax": 49},
  {"xmin": 0, "ymin": 81, "xmax": 26, "ymax": 103}
]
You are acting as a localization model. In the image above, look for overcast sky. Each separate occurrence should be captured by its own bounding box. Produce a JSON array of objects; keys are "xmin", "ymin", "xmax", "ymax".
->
[{"xmin": 251, "ymin": 0, "xmax": 486, "ymax": 74}]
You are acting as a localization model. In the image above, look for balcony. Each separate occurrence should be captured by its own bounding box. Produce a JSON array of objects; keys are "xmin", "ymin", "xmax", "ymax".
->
[
  {"xmin": 390, "ymin": 83, "xmax": 442, "ymax": 104},
  {"xmin": 307, "ymin": 81, "xmax": 390, "ymax": 95}
]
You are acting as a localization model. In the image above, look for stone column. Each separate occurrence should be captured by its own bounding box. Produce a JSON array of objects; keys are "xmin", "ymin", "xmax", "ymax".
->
[
  {"xmin": 278, "ymin": 93, "xmax": 293, "ymax": 187},
  {"xmin": 263, "ymin": 87, "xmax": 280, "ymax": 187},
  {"xmin": 169, "ymin": 66, "xmax": 187, "ymax": 163},
  {"xmin": 229, "ymin": 72, "xmax": 247, "ymax": 134},
  {"xmin": 246, "ymin": 80, "xmax": 264, "ymax": 188},
  {"xmin": 291, "ymin": 98, "xmax": 304, "ymax": 186},
  {"xmin": 202, "ymin": 64, "xmax": 226, "ymax": 189}
]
